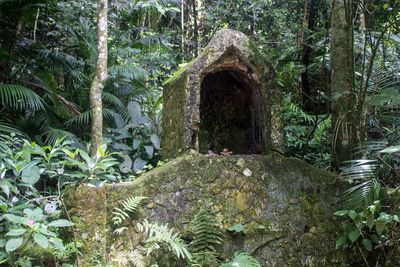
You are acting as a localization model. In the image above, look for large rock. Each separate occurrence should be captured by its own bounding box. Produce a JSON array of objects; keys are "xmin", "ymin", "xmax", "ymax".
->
[{"xmin": 64, "ymin": 152, "xmax": 347, "ymax": 266}]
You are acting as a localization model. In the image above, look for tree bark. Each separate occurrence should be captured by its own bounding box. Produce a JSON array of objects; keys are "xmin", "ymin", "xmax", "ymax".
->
[
  {"xmin": 330, "ymin": 0, "xmax": 356, "ymax": 169},
  {"xmin": 90, "ymin": 0, "xmax": 108, "ymax": 158}
]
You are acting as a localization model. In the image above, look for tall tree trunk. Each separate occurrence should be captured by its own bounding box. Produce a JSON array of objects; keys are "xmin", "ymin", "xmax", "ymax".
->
[
  {"xmin": 330, "ymin": 0, "xmax": 356, "ymax": 169},
  {"xmin": 90, "ymin": 0, "xmax": 108, "ymax": 158}
]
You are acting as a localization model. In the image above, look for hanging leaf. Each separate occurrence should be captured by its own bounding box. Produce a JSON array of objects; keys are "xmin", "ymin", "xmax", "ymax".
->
[
  {"xmin": 144, "ymin": 146, "xmax": 154, "ymax": 158},
  {"xmin": 150, "ymin": 134, "xmax": 160, "ymax": 150}
]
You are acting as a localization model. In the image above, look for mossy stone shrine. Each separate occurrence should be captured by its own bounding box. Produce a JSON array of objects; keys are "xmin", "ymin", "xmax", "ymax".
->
[
  {"xmin": 64, "ymin": 30, "xmax": 354, "ymax": 266},
  {"xmin": 162, "ymin": 29, "xmax": 283, "ymax": 158}
]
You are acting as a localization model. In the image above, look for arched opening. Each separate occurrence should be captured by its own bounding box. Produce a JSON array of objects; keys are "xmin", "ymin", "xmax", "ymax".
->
[{"xmin": 198, "ymin": 69, "xmax": 263, "ymax": 154}]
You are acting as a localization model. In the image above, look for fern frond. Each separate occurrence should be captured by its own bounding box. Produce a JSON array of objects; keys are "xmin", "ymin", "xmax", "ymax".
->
[
  {"xmin": 113, "ymin": 226, "xmax": 128, "ymax": 235},
  {"xmin": 138, "ymin": 219, "xmax": 192, "ymax": 260},
  {"xmin": 0, "ymin": 84, "xmax": 44, "ymax": 111},
  {"xmin": 112, "ymin": 196, "xmax": 148, "ymax": 226},
  {"xmin": 127, "ymin": 248, "xmax": 147, "ymax": 267},
  {"xmin": 190, "ymin": 209, "xmax": 223, "ymax": 253},
  {"xmin": 219, "ymin": 252, "xmax": 261, "ymax": 267}
]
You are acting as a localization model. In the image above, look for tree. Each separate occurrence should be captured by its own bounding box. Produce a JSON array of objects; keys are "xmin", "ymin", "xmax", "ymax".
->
[
  {"xmin": 90, "ymin": 0, "xmax": 108, "ymax": 157},
  {"xmin": 330, "ymin": 0, "xmax": 357, "ymax": 169}
]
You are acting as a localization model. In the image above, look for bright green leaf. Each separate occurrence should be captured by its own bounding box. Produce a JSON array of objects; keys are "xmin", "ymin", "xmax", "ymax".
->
[
  {"xmin": 375, "ymin": 220, "xmax": 386, "ymax": 236},
  {"xmin": 348, "ymin": 230, "xmax": 360, "ymax": 242},
  {"xmin": 5, "ymin": 229, "xmax": 26, "ymax": 237},
  {"xmin": 21, "ymin": 165, "xmax": 40, "ymax": 185},
  {"xmin": 335, "ymin": 236, "xmax": 347, "ymax": 249},
  {"xmin": 47, "ymin": 219, "xmax": 75, "ymax": 228},
  {"xmin": 6, "ymin": 238, "xmax": 23, "ymax": 252},
  {"xmin": 362, "ymin": 239, "xmax": 372, "ymax": 251},
  {"xmin": 33, "ymin": 233, "xmax": 48, "ymax": 249}
]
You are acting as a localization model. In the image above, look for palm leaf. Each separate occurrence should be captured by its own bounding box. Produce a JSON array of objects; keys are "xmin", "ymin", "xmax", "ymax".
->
[{"xmin": 0, "ymin": 84, "xmax": 44, "ymax": 111}]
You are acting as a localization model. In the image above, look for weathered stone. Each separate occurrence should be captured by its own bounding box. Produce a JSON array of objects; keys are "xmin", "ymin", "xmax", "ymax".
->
[
  {"xmin": 162, "ymin": 29, "xmax": 283, "ymax": 159},
  {"xmin": 64, "ymin": 153, "xmax": 349, "ymax": 266}
]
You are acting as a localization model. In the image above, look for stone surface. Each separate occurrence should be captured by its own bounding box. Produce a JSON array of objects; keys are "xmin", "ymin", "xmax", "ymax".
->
[
  {"xmin": 64, "ymin": 153, "xmax": 348, "ymax": 266},
  {"xmin": 162, "ymin": 29, "xmax": 283, "ymax": 159}
]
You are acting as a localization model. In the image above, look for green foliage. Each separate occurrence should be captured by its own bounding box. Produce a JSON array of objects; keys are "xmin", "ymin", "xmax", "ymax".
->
[
  {"xmin": 189, "ymin": 209, "xmax": 223, "ymax": 266},
  {"xmin": 335, "ymin": 141, "xmax": 400, "ymax": 264},
  {"xmin": 0, "ymin": 85, "xmax": 44, "ymax": 111},
  {"xmin": 112, "ymin": 196, "xmax": 148, "ymax": 226},
  {"xmin": 219, "ymin": 252, "xmax": 261, "ymax": 267},
  {"xmin": 283, "ymin": 95, "xmax": 331, "ymax": 168},
  {"xmin": 138, "ymin": 219, "xmax": 192, "ymax": 261},
  {"xmin": 108, "ymin": 101, "xmax": 161, "ymax": 175}
]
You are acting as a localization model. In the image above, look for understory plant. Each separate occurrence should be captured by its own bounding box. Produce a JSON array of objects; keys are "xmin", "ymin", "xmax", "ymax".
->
[
  {"xmin": 108, "ymin": 101, "xmax": 161, "ymax": 176},
  {"xmin": 0, "ymin": 134, "xmax": 121, "ymax": 265},
  {"xmin": 335, "ymin": 142, "xmax": 400, "ymax": 265}
]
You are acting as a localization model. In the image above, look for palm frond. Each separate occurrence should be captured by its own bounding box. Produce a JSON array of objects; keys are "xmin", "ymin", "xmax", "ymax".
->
[
  {"xmin": 103, "ymin": 92, "xmax": 125, "ymax": 108},
  {"xmin": 0, "ymin": 122, "xmax": 30, "ymax": 140},
  {"xmin": 0, "ymin": 84, "xmax": 44, "ymax": 111}
]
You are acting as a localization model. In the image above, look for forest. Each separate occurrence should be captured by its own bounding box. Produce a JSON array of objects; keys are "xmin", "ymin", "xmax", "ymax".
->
[{"xmin": 0, "ymin": 0, "xmax": 399, "ymax": 266}]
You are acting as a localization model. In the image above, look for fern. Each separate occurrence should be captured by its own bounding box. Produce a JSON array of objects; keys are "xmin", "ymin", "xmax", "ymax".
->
[
  {"xmin": 190, "ymin": 209, "xmax": 223, "ymax": 253},
  {"xmin": 138, "ymin": 219, "xmax": 192, "ymax": 261},
  {"xmin": 112, "ymin": 196, "xmax": 148, "ymax": 226},
  {"xmin": 219, "ymin": 252, "xmax": 261, "ymax": 267},
  {"xmin": 285, "ymin": 98, "xmax": 314, "ymax": 124},
  {"xmin": 110, "ymin": 248, "xmax": 147, "ymax": 267}
]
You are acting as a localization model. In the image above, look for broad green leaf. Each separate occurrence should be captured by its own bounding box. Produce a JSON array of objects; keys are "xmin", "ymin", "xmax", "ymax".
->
[
  {"xmin": 133, "ymin": 158, "xmax": 147, "ymax": 172},
  {"xmin": 38, "ymin": 228, "xmax": 57, "ymax": 237},
  {"xmin": 119, "ymin": 154, "xmax": 132, "ymax": 173},
  {"xmin": 5, "ymin": 229, "xmax": 26, "ymax": 236},
  {"xmin": 144, "ymin": 145, "xmax": 154, "ymax": 158},
  {"xmin": 33, "ymin": 233, "xmax": 48, "ymax": 249},
  {"xmin": 0, "ymin": 180, "xmax": 10, "ymax": 197},
  {"xmin": 127, "ymin": 101, "xmax": 142, "ymax": 120},
  {"xmin": 227, "ymin": 224, "xmax": 246, "ymax": 234},
  {"xmin": 348, "ymin": 210, "xmax": 357, "ymax": 220},
  {"xmin": 21, "ymin": 165, "xmax": 40, "ymax": 185},
  {"xmin": 334, "ymin": 210, "xmax": 348, "ymax": 216},
  {"xmin": 362, "ymin": 239, "xmax": 372, "ymax": 251},
  {"xmin": 377, "ymin": 212, "xmax": 392, "ymax": 223},
  {"xmin": 150, "ymin": 134, "xmax": 160, "ymax": 150},
  {"xmin": 47, "ymin": 219, "xmax": 75, "ymax": 227},
  {"xmin": 335, "ymin": 235, "xmax": 347, "ymax": 249},
  {"xmin": 4, "ymin": 214, "xmax": 24, "ymax": 224},
  {"xmin": 6, "ymin": 238, "xmax": 23, "ymax": 252},
  {"xmin": 348, "ymin": 230, "xmax": 360, "ymax": 242},
  {"xmin": 49, "ymin": 237, "xmax": 64, "ymax": 251},
  {"xmin": 367, "ymin": 215, "xmax": 374, "ymax": 230},
  {"xmin": 370, "ymin": 234, "xmax": 379, "ymax": 243},
  {"xmin": 375, "ymin": 220, "xmax": 386, "ymax": 235},
  {"xmin": 29, "ymin": 207, "xmax": 44, "ymax": 221},
  {"xmin": 132, "ymin": 139, "xmax": 141, "ymax": 150}
]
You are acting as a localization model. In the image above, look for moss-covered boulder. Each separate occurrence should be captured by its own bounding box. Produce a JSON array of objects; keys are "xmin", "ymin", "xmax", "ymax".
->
[
  {"xmin": 162, "ymin": 29, "xmax": 283, "ymax": 159},
  {"xmin": 64, "ymin": 152, "xmax": 348, "ymax": 266}
]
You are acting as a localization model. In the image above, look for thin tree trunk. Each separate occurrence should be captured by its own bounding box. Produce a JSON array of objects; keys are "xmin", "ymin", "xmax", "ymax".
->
[
  {"xmin": 193, "ymin": 0, "xmax": 199, "ymax": 57},
  {"xmin": 181, "ymin": 0, "xmax": 185, "ymax": 63},
  {"xmin": 90, "ymin": 0, "xmax": 108, "ymax": 158},
  {"xmin": 330, "ymin": 0, "xmax": 356, "ymax": 169}
]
